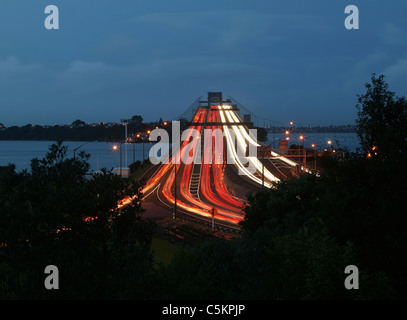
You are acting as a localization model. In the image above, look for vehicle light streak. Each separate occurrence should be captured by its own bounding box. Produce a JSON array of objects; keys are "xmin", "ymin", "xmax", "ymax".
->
[
  {"xmin": 200, "ymin": 110, "xmax": 245, "ymax": 215},
  {"xmin": 211, "ymin": 110, "xmax": 246, "ymax": 208},
  {"xmin": 119, "ymin": 103, "xmax": 313, "ymax": 225},
  {"xmin": 146, "ymin": 108, "xmax": 243, "ymax": 223},
  {"xmin": 219, "ymin": 106, "xmax": 279, "ymax": 188}
]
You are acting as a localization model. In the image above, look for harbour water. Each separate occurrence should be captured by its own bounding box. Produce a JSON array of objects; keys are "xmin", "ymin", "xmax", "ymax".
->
[
  {"xmin": 0, "ymin": 133, "xmax": 360, "ymax": 173},
  {"xmin": 264, "ymin": 132, "xmax": 360, "ymax": 151},
  {"xmin": 0, "ymin": 140, "xmax": 154, "ymax": 173}
]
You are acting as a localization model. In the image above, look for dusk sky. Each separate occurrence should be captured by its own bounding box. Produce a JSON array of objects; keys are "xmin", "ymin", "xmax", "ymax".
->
[{"xmin": 1, "ymin": 0, "xmax": 407, "ymax": 126}]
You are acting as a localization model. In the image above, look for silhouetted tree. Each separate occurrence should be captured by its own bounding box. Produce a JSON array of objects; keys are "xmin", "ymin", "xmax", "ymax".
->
[
  {"xmin": 130, "ymin": 115, "xmax": 143, "ymax": 125},
  {"xmin": 0, "ymin": 142, "xmax": 157, "ymax": 299},
  {"xmin": 356, "ymin": 73, "xmax": 407, "ymax": 158}
]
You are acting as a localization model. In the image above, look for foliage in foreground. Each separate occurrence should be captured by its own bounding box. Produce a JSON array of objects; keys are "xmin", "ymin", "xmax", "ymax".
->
[{"xmin": 0, "ymin": 141, "xmax": 158, "ymax": 299}]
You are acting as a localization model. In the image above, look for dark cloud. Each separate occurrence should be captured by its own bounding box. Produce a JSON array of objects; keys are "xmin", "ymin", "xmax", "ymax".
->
[{"xmin": 0, "ymin": 0, "xmax": 406, "ymax": 126}]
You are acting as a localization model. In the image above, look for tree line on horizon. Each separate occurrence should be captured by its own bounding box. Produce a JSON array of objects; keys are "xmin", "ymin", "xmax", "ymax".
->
[
  {"xmin": 0, "ymin": 116, "xmax": 356, "ymax": 143},
  {"xmin": 0, "ymin": 115, "xmax": 153, "ymax": 142}
]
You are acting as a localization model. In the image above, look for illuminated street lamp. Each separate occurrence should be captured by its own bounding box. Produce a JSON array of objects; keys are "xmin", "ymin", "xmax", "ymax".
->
[
  {"xmin": 327, "ymin": 140, "xmax": 334, "ymax": 156},
  {"xmin": 311, "ymin": 144, "xmax": 317, "ymax": 171},
  {"xmin": 112, "ymin": 143, "xmax": 122, "ymax": 177},
  {"xmin": 299, "ymin": 135, "xmax": 306, "ymax": 167}
]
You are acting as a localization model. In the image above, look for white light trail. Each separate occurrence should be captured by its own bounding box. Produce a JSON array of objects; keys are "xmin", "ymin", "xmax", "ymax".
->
[{"xmin": 219, "ymin": 106, "xmax": 279, "ymax": 187}]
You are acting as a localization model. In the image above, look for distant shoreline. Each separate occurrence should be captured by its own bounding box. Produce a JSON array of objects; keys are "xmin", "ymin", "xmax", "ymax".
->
[{"xmin": 0, "ymin": 123, "xmax": 356, "ymax": 142}]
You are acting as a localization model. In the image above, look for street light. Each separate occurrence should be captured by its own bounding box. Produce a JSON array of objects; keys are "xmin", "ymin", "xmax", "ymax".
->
[
  {"xmin": 327, "ymin": 140, "xmax": 333, "ymax": 155},
  {"xmin": 173, "ymin": 161, "xmax": 177, "ymax": 220},
  {"xmin": 299, "ymin": 135, "xmax": 306, "ymax": 168},
  {"xmin": 121, "ymin": 119, "xmax": 129, "ymax": 168},
  {"xmin": 261, "ymin": 142, "xmax": 273, "ymax": 187},
  {"xmin": 73, "ymin": 142, "xmax": 89, "ymax": 159},
  {"xmin": 311, "ymin": 144, "xmax": 317, "ymax": 171},
  {"xmin": 173, "ymin": 131, "xmax": 181, "ymax": 220},
  {"xmin": 112, "ymin": 143, "xmax": 122, "ymax": 177}
]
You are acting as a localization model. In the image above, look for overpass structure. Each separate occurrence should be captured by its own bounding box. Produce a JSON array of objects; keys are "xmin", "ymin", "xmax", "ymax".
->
[{"xmin": 137, "ymin": 92, "xmax": 313, "ymax": 229}]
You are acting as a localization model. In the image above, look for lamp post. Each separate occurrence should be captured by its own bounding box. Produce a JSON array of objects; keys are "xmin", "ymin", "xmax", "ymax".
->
[
  {"xmin": 327, "ymin": 140, "xmax": 333, "ymax": 155},
  {"xmin": 173, "ymin": 162, "xmax": 177, "ymax": 220},
  {"xmin": 142, "ymin": 138, "xmax": 145, "ymax": 163},
  {"xmin": 121, "ymin": 119, "xmax": 129, "ymax": 168},
  {"xmin": 172, "ymin": 125, "xmax": 181, "ymax": 220},
  {"xmin": 261, "ymin": 142, "xmax": 273, "ymax": 187},
  {"xmin": 73, "ymin": 142, "xmax": 89, "ymax": 159},
  {"xmin": 311, "ymin": 144, "xmax": 317, "ymax": 171},
  {"xmin": 112, "ymin": 143, "xmax": 122, "ymax": 177},
  {"xmin": 267, "ymin": 120, "xmax": 284, "ymax": 149},
  {"xmin": 120, "ymin": 142, "xmax": 122, "ymax": 177},
  {"xmin": 299, "ymin": 135, "xmax": 306, "ymax": 168},
  {"xmin": 133, "ymin": 141, "xmax": 135, "ymax": 164}
]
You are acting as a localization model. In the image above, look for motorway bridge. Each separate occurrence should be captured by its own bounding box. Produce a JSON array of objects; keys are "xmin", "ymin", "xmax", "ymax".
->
[{"xmin": 128, "ymin": 93, "xmax": 314, "ymax": 230}]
